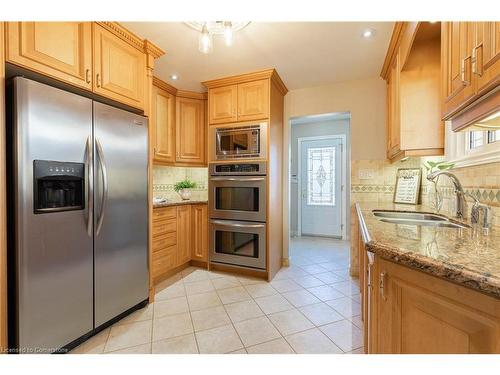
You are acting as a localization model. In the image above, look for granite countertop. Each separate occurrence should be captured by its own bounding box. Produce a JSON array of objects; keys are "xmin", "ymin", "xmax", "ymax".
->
[
  {"xmin": 355, "ymin": 202, "xmax": 500, "ymax": 298},
  {"xmin": 153, "ymin": 199, "xmax": 208, "ymax": 208}
]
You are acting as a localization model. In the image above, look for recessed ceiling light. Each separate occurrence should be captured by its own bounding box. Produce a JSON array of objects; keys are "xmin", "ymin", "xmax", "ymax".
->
[
  {"xmin": 429, "ymin": 21, "xmax": 438, "ymax": 24},
  {"xmin": 362, "ymin": 28, "xmax": 376, "ymax": 38},
  {"xmin": 170, "ymin": 74, "xmax": 178, "ymax": 80}
]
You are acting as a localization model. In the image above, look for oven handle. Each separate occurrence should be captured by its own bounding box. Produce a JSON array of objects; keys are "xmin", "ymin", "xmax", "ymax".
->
[
  {"xmin": 210, "ymin": 219, "xmax": 265, "ymax": 229},
  {"xmin": 210, "ymin": 177, "xmax": 265, "ymax": 182}
]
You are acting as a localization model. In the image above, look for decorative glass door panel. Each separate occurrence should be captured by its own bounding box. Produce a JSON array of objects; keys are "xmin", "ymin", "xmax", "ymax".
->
[{"xmin": 307, "ymin": 147, "xmax": 335, "ymax": 206}]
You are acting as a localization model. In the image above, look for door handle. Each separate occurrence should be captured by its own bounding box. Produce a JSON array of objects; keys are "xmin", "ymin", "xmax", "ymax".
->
[
  {"xmin": 210, "ymin": 219, "xmax": 265, "ymax": 229},
  {"xmin": 96, "ymin": 138, "xmax": 108, "ymax": 235},
  {"xmin": 472, "ymin": 44, "xmax": 483, "ymax": 76},
  {"xmin": 85, "ymin": 69, "xmax": 91, "ymax": 84},
  {"xmin": 379, "ymin": 271, "xmax": 387, "ymax": 301},
  {"xmin": 210, "ymin": 177, "xmax": 265, "ymax": 182},
  {"xmin": 85, "ymin": 135, "xmax": 93, "ymax": 237},
  {"xmin": 96, "ymin": 73, "xmax": 101, "ymax": 87},
  {"xmin": 460, "ymin": 56, "xmax": 471, "ymax": 85}
]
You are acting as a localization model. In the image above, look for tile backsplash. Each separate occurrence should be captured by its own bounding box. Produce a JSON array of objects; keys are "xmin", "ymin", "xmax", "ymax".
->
[
  {"xmin": 351, "ymin": 158, "xmax": 500, "ymax": 227},
  {"xmin": 153, "ymin": 166, "xmax": 208, "ymax": 201}
]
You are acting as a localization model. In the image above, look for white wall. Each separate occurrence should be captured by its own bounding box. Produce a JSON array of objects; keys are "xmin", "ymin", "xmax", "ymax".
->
[
  {"xmin": 283, "ymin": 77, "xmax": 387, "ymax": 261},
  {"xmin": 289, "ymin": 118, "xmax": 350, "ymax": 235}
]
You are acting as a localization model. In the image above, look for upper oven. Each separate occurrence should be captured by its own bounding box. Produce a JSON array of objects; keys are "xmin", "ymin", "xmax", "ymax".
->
[
  {"xmin": 209, "ymin": 162, "xmax": 267, "ymax": 222},
  {"xmin": 211, "ymin": 122, "xmax": 268, "ymax": 160}
]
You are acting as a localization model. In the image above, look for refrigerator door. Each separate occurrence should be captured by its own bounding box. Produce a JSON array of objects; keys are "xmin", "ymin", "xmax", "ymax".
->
[
  {"xmin": 12, "ymin": 77, "xmax": 94, "ymax": 352},
  {"xmin": 93, "ymin": 101, "xmax": 149, "ymax": 327}
]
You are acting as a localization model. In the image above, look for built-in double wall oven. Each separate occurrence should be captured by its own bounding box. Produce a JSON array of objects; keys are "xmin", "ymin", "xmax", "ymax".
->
[{"xmin": 209, "ymin": 162, "xmax": 267, "ymax": 270}]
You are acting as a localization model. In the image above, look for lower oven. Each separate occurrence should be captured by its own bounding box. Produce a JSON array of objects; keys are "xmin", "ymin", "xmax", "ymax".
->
[{"xmin": 209, "ymin": 219, "xmax": 266, "ymax": 270}]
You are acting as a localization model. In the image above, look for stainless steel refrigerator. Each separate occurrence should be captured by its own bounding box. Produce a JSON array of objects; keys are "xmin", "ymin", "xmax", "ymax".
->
[{"xmin": 9, "ymin": 77, "xmax": 149, "ymax": 353}]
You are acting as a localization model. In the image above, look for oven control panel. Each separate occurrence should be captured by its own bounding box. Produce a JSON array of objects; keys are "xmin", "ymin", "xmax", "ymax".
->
[{"xmin": 210, "ymin": 162, "xmax": 267, "ymax": 176}]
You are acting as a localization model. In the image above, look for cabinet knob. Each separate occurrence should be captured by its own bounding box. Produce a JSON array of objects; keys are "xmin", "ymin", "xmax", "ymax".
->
[{"xmin": 85, "ymin": 69, "xmax": 91, "ymax": 84}]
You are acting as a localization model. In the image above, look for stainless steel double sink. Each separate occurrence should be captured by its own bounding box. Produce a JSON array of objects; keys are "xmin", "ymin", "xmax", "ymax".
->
[{"xmin": 372, "ymin": 210, "xmax": 470, "ymax": 229}]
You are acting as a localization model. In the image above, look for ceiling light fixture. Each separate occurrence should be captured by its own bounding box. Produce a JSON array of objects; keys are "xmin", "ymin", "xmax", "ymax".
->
[
  {"xmin": 186, "ymin": 21, "xmax": 250, "ymax": 54},
  {"xmin": 362, "ymin": 28, "xmax": 376, "ymax": 38},
  {"xmin": 170, "ymin": 74, "xmax": 178, "ymax": 80}
]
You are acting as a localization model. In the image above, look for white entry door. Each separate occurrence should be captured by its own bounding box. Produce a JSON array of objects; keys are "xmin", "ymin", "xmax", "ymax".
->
[{"xmin": 300, "ymin": 138, "xmax": 343, "ymax": 237}]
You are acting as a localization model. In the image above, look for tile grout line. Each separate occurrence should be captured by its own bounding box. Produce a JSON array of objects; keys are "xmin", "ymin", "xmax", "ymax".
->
[{"xmin": 181, "ymin": 270, "xmax": 201, "ymax": 354}]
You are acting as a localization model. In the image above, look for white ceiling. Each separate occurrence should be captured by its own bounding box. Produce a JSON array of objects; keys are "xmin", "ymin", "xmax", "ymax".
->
[{"xmin": 123, "ymin": 22, "xmax": 394, "ymax": 92}]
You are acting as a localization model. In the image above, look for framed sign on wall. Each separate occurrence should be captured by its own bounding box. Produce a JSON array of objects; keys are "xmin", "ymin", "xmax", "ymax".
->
[{"xmin": 393, "ymin": 168, "xmax": 422, "ymax": 205}]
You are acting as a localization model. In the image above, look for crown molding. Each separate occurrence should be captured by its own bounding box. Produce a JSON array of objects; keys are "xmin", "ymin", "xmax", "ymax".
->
[
  {"xmin": 96, "ymin": 22, "xmax": 164, "ymax": 59},
  {"xmin": 176, "ymin": 90, "xmax": 207, "ymax": 100},
  {"xmin": 153, "ymin": 76, "xmax": 178, "ymax": 96},
  {"xmin": 380, "ymin": 22, "xmax": 405, "ymax": 81},
  {"xmin": 202, "ymin": 68, "xmax": 288, "ymax": 96}
]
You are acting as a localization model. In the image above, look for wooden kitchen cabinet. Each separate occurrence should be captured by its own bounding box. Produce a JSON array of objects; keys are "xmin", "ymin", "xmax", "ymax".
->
[
  {"xmin": 93, "ymin": 23, "xmax": 146, "ymax": 110},
  {"xmin": 209, "ymin": 85, "xmax": 238, "ymax": 124},
  {"xmin": 176, "ymin": 205, "xmax": 192, "ymax": 267},
  {"xmin": 237, "ymin": 79, "xmax": 269, "ymax": 121},
  {"xmin": 176, "ymin": 96, "xmax": 206, "ymax": 165},
  {"xmin": 151, "ymin": 83, "xmax": 176, "ymax": 164},
  {"xmin": 6, "ymin": 22, "xmax": 93, "ymax": 90},
  {"xmin": 386, "ymin": 52, "xmax": 401, "ymax": 160},
  {"xmin": 382, "ymin": 22, "xmax": 444, "ymax": 161},
  {"xmin": 191, "ymin": 204, "xmax": 208, "ymax": 262},
  {"xmin": 442, "ymin": 22, "xmax": 500, "ymax": 119},
  {"xmin": 368, "ymin": 256, "xmax": 500, "ymax": 353}
]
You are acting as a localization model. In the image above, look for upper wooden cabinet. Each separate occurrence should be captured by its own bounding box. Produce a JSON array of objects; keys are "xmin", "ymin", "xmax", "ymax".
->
[
  {"xmin": 237, "ymin": 79, "xmax": 269, "ymax": 121},
  {"xmin": 6, "ymin": 22, "xmax": 93, "ymax": 90},
  {"xmin": 191, "ymin": 204, "xmax": 208, "ymax": 262},
  {"xmin": 203, "ymin": 70, "xmax": 287, "ymax": 125},
  {"xmin": 93, "ymin": 24, "xmax": 146, "ymax": 110},
  {"xmin": 151, "ymin": 81, "xmax": 176, "ymax": 164},
  {"xmin": 442, "ymin": 21, "xmax": 500, "ymax": 120},
  {"xmin": 176, "ymin": 96, "xmax": 206, "ymax": 165},
  {"xmin": 5, "ymin": 22, "xmax": 164, "ymax": 113},
  {"xmin": 209, "ymin": 85, "xmax": 238, "ymax": 124},
  {"xmin": 381, "ymin": 22, "xmax": 444, "ymax": 162}
]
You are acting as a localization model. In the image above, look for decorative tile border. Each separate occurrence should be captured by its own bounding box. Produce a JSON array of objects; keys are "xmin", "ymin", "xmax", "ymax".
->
[
  {"xmin": 437, "ymin": 187, "xmax": 500, "ymax": 205},
  {"xmin": 351, "ymin": 184, "xmax": 394, "ymax": 193},
  {"xmin": 153, "ymin": 184, "xmax": 207, "ymax": 192}
]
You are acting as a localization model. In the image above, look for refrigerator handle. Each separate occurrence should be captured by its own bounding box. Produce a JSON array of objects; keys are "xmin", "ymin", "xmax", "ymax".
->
[
  {"xmin": 85, "ymin": 135, "xmax": 93, "ymax": 237},
  {"xmin": 95, "ymin": 138, "xmax": 109, "ymax": 236}
]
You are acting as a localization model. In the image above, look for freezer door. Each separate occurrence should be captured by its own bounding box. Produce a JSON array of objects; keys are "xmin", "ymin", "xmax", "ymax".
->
[
  {"xmin": 93, "ymin": 101, "xmax": 149, "ymax": 327},
  {"xmin": 12, "ymin": 77, "xmax": 94, "ymax": 352}
]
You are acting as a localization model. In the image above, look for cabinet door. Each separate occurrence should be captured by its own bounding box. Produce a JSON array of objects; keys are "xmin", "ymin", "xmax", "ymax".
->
[
  {"xmin": 93, "ymin": 24, "xmax": 146, "ymax": 110},
  {"xmin": 473, "ymin": 22, "xmax": 500, "ymax": 95},
  {"xmin": 237, "ymin": 79, "xmax": 269, "ymax": 121},
  {"xmin": 176, "ymin": 97, "xmax": 206, "ymax": 165},
  {"xmin": 152, "ymin": 85, "xmax": 176, "ymax": 164},
  {"xmin": 442, "ymin": 22, "xmax": 476, "ymax": 118},
  {"xmin": 191, "ymin": 205, "xmax": 208, "ymax": 262},
  {"xmin": 6, "ymin": 22, "xmax": 92, "ymax": 90},
  {"xmin": 387, "ymin": 53, "xmax": 401, "ymax": 159},
  {"xmin": 176, "ymin": 206, "xmax": 192, "ymax": 266},
  {"xmin": 209, "ymin": 85, "xmax": 237, "ymax": 124},
  {"xmin": 377, "ymin": 258, "xmax": 500, "ymax": 354}
]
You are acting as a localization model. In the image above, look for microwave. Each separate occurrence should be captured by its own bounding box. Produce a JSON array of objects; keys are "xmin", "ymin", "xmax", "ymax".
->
[{"xmin": 211, "ymin": 123, "xmax": 268, "ymax": 160}]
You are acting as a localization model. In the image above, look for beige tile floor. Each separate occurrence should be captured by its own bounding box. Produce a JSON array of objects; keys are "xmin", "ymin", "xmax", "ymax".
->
[{"xmin": 71, "ymin": 236, "xmax": 363, "ymax": 354}]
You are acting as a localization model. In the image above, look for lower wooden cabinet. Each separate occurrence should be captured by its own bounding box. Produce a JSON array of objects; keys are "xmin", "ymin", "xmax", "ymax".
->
[
  {"xmin": 151, "ymin": 204, "xmax": 208, "ymax": 282},
  {"xmin": 361, "ymin": 250, "xmax": 500, "ymax": 353},
  {"xmin": 191, "ymin": 204, "xmax": 208, "ymax": 262}
]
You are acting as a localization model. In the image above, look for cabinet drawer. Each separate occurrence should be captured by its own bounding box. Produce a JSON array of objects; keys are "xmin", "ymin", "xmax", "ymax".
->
[
  {"xmin": 152, "ymin": 245, "xmax": 176, "ymax": 278},
  {"xmin": 153, "ymin": 207, "xmax": 176, "ymax": 220},
  {"xmin": 152, "ymin": 232, "xmax": 176, "ymax": 253},
  {"xmin": 152, "ymin": 218, "xmax": 176, "ymax": 237}
]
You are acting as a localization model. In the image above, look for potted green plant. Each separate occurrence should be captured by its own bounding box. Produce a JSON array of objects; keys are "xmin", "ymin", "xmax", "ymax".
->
[
  {"xmin": 174, "ymin": 179, "xmax": 197, "ymax": 200},
  {"xmin": 424, "ymin": 160, "xmax": 455, "ymax": 212}
]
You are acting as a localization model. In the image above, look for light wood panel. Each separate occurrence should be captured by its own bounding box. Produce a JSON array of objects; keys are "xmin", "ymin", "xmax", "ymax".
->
[
  {"xmin": 237, "ymin": 79, "xmax": 269, "ymax": 121},
  {"xmin": 176, "ymin": 97, "xmax": 206, "ymax": 165},
  {"xmin": 6, "ymin": 22, "xmax": 93, "ymax": 90},
  {"xmin": 191, "ymin": 204, "xmax": 208, "ymax": 262},
  {"xmin": 386, "ymin": 51, "xmax": 401, "ymax": 159},
  {"xmin": 473, "ymin": 22, "xmax": 500, "ymax": 95},
  {"xmin": 1, "ymin": 21, "xmax": 8, "ymax": 354},
  {"xmin": 376, "ymin": 258, "xmax": 500, "ymax": 353},
  {"xmin": 93, "ymin": 23, "xmax": 146, "ymax": 110},
  {"xmin": 176, "ymin": 205, "xmax": 191, "ymax": 266},
  {"xmin": 209, "ymin": 85, "xmax": 237, "ymax": 124},
  {"xmin": 152, "ymin": 84, "xmax": 176, "ymax": 164}
]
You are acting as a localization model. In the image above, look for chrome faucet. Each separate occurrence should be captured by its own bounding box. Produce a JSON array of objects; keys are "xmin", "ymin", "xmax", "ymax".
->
[
  {"xmin": 427, "ymin": 170, "xmax": 467, "ymax": 219},
  {"xmin": 465, "ymin": 192, "xmax": 492, "ymax": 234}
]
